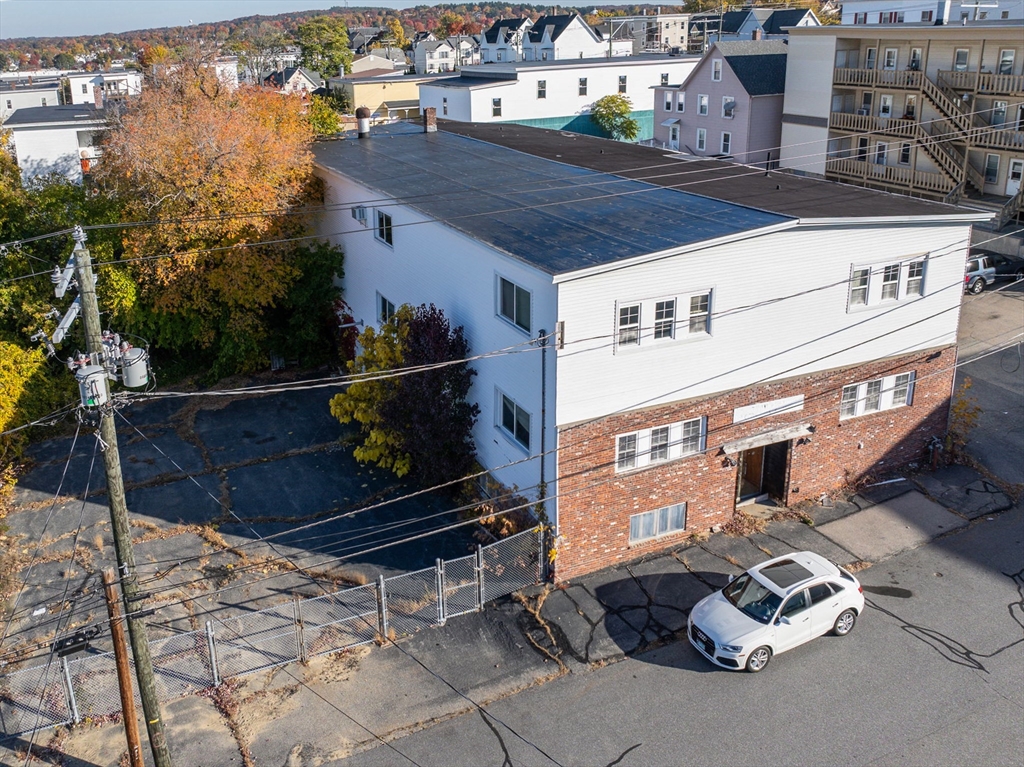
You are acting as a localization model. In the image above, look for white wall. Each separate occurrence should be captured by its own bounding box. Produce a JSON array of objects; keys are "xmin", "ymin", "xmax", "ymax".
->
[
  {"xmin": 841, "ymin": 0, "xmax": 1023, "ymax": 23},
  {"xmin": 779, "ymin": 33, "xmax": 836, "ymax": 175},
  {"xmin": 66, "ymin": 71, "xmax": 142, "ymax": 104},
  {"xmin": 554, "ymin": 221, "xmax": 970, "ymax": 426},
  {"xmin": 1, "ymin": 87, "xmax": 60, "ymax": 120},
  {"xmin": 315, "ymin": 165, "xmax": 560, "ymax": 502},
  {"xmin": 11, "ymin": 124, "xmax": 101, "ymax": 182},
  {"xmin": 421, "ymin": 58, "xmax": 699, "ymax": 123}
]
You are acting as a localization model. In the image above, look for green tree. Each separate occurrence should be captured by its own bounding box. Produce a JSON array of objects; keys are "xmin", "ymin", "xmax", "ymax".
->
[
  {"xmin": 382, "ymin": 17, "xmax": 410, "ymax": 49},
  {"xmin": 435, "ymin": 10, "xmax": 466, "ymax": 38},
  {"xmin": 330, "ymin": 304, "xmax": 478, "ymax": 486},
  {"xmin": 307, "ymin": 94, "xmax": 342, "ymax": 135},
  {"xmin": 53, "ymin": 52, "xmax": 76, "ymax": 69},
  {"xmin": 228, "ymin": 22, "xmax": 291, "ymax": 82},
  {"xmin": 590, "ymin": 94, "xmax": 640, "ymax": 141},
  {"xmin": 296, "ymin": 15, "xmax": 354, "ymax": 78}
]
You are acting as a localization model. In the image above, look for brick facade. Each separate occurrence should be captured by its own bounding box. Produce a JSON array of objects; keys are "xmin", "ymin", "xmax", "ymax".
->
[{"xmin": 553, "ymin": 345, "xmax": 955, "ymax": 581}]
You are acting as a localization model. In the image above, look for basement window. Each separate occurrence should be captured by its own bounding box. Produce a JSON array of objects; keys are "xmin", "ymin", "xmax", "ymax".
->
[{"xmin": 629, "ymin": 503, "xmax": 687, "ymax": 544}]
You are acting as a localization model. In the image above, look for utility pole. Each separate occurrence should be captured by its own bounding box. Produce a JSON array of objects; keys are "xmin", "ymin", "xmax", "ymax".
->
[
  {"xmin": 74, "ymin": 236, "xmax": 174, "ymax": 767},
  {"xmin": 102, "ymin": 569, "xmax": 144, "ymax": 767}
]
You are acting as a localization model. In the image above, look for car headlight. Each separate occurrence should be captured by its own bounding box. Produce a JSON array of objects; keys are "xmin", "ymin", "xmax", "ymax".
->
[{"xmin": 720, "ymin": 644, "xmax": 743, "ymax": 653}]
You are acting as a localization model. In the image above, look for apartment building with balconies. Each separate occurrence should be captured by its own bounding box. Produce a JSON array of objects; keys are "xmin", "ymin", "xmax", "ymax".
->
[{"xmin": 780, "ymin": 22, "xmax": 1024, "ymax": 227}]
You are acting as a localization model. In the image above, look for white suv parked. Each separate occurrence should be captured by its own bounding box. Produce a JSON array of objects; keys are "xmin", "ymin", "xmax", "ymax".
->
[{"xmin": 688, "ymin": 551, "xmax": 864, "ymax": 672}]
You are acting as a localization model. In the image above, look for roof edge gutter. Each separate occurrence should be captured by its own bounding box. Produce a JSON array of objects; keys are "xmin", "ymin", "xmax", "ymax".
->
[{"xmin": 800, "ymin": 213, "xmax": 994, "ymax": 225}]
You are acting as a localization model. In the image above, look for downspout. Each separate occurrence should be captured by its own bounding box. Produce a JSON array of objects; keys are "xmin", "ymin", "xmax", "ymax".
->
[{"xmin": 538, "ymin": 328, "xmax": 548, "ymax": 506}]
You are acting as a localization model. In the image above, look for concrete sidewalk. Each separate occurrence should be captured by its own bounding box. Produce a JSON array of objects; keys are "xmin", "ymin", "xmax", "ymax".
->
[{"xmin": 11, "ymin": 463, "xmax": 1015, "ymax": 766}]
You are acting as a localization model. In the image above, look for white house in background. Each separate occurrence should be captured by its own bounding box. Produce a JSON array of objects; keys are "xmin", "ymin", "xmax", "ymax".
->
[
  {"xmin": 841, "ymin": 0, "xmax": 1023, "ymax": 24},
  {"xmin": 600, "ymin": 12, "xmax": 692, "ymax": 54},
  {"xmin": 4, "ymin": 105, "xmax": 106, "ymax": 183},
  {"xmin": 415, "ymin": 35, "xmax": 483, "ymax": 74},
  {"xmin": 480, "ymin": 14, "xmax": 631, "ymax": 63},
  {"xmin": 690, "ymin": 8, "xmax": 818, "ymax": 48},
  {"xmin": 264, "ymin": 66, "xmax": 322, "ymax": 95},
  {"xmin": 419, "ymin": 55, "xmax": 700, "ymax": 140},
  {"xmin": 1, "ymin": 79, "xmax": 62, "ymax": 120},
  {"xmin": 313, "ymin": 119, "xmax": 986, "ymax": 581},
  {"xmin": 66, "ymin": 70, "xmax": 142, "ymax": 105},
  {"xmin": 351, "ymin": 51, "xmax": 407, "ymax": 76}
]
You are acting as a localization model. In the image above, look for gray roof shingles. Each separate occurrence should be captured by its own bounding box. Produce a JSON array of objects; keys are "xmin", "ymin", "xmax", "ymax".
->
[{"xmin": 715, "ymin": 40, "xmax": 789, "ymax": 96}]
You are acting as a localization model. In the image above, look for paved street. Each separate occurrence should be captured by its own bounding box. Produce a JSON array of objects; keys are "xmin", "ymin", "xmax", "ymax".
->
[{"xmin": 335, "ymin": 507, "xmax": 1024, "ymax": 767}]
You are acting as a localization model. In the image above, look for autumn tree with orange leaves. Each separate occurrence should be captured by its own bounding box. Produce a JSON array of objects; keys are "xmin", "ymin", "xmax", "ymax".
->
[{"xmin": 97, "ymin": 61, "xmax": 344, "ymax": 376}]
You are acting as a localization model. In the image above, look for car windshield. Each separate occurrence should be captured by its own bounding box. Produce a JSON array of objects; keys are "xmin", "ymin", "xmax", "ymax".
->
[{"xmin": 722, "ymin": 574, "xmax": 783, "ymax": 624}]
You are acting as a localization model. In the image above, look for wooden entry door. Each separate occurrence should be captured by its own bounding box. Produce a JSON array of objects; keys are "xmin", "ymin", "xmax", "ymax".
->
[{"xmin": 762, "ymin": 440, "xmax": 790, "ymax": 503}]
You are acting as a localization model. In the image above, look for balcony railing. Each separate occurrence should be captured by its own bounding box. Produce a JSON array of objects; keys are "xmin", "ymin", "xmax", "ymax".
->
[
  {"xmin": 826, "ymin": 157, "xmax": 954, "ymax": 195},
  {"xmin": 968, "ymin": 125, "xmax": 1024, "ymax": 151},
  {"xmin": 834, "ymin": 67, "xmax": 923, "ymax": 89},
  {"xmin": 830, "ymin": 111, "xmax": 918, "ymax": 137},
  {"xmin": 937, "ymin": 69, "xmax": 1024, "ymax": 96}
]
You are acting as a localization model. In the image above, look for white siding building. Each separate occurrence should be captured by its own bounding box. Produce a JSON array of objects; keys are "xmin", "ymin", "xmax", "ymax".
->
[
  {"xmin": 841, "ymin": 0, "xmax": 1023, "ymax": 24},
  {"xmin": 66, "ymin": 71, "xmax": 142, "ymax": 105},
  {"xmin": 419, "ymin": 55, "xmax": 699, "ymax": 140},
  {"xmin": 1, "ymin": 80, "xmax": 61, "ymax": 121},
  {"xmin": 4, "ymin": 105, "xmax": 106, "ymax": 183},
  {"xmin": 313, "ymin": 119, "xmax": 986, "ymax": 580},
  {"xmin": 480, "ymin": 14, "xmax": 631, "ymax": 63}
]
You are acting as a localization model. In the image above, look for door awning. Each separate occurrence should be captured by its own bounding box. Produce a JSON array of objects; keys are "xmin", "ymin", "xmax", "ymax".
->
[
  {"xmin": 721, "ymin": 423, "xmax": 813, "ymax": 455},
  {"xmin": 660, "ymin": 118, "xmax": 680, "ymax": 126}
]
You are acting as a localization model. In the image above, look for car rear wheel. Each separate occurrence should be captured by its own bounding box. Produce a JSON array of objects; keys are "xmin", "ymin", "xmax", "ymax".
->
[
  {"xmin": 745, "ymin": 646, "xmax": 771, "ymax": 673},
  {"xmin": 833, "ymin": 609, "xmax": 857, "ymax": 637},
  {"xmin": 1014, "ymin": 269, "xmax": 1024, "ymax": 282},
  {"xmin": 969, "ymin": 278, "xmax": 986, "ymax": 294}
]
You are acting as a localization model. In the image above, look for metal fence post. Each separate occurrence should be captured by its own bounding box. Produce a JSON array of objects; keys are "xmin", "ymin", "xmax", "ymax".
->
[
  {"xmin": 205, "ymin": 621, "xmax": 221, "ymax": 687},
  {"xmin": 59, "ymin": 656, "xmax": 80, "ymax": 725},
  {"xmin": 293, "ymin": 596, "xmax": 307, "ymax": 663},
  {"xmin": 475, "ymin": 545, "xmax": 485, "ymax": 611},
  {"xmin": 376, "ymin": 574, "xmax": 389, "ymax": 641},
  {"xmin": 435, "ymin": 558, "xmax": 446, "ymax": 626},
  {"xmin": 537, "ymin": 526, "xmax": 546, "ymax": 583}
]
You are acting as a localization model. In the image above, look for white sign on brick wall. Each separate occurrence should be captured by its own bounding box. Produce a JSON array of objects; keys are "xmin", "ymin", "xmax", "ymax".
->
[{"xmin": 732, "ymin": 394, "xmax": 804, "ymax": 424}]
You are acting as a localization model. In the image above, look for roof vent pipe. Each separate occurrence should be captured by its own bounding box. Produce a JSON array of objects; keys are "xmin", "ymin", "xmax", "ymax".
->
[{"xmin": 356, "ymin": 106, "xmax": 371, "ymax": 138}]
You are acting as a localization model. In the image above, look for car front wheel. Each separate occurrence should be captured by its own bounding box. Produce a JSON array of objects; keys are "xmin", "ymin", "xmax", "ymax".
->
[
  {"xmin": 969, "ymin": 278, "xmax": 985, "ymax": 294},
  {"xmin": 833, "ymin": 609, "xmax": 857, "ymax": 636},
  {"xmin": 745, "ymin": 646, "xmax": 771, "ymax": 673},
  {"xmin": 1014, "ymin": 269, "xmax": 1024, "ymax": 282}
]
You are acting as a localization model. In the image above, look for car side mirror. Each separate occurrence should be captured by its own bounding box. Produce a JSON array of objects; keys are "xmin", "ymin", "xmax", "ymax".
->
[
  {"xmin": 727, "ymin": 574, "xmax": 735, "ymax": 583},
  {"xmin": 778, "ymin": 615, "xmax": 791, "ymax": 626}
]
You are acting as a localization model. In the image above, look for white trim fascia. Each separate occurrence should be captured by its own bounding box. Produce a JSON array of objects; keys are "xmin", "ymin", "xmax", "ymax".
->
[
  {"xmin": 800, "ymin": 214, "xmax": 993, "ymax": 225},
  {"xmin": 553, "ymin": 219, "xmax": 799, "ymax": 283}
]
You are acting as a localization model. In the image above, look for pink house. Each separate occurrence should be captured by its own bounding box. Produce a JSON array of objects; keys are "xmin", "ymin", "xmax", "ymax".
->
[{"xmin": 653, "ymin": 40, "xmax": 788, "ymax": 165}]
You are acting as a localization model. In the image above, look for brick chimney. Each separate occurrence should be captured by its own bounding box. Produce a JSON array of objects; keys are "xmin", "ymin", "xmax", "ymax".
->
[
  {"xmin": 752, "ymin": 28, "xmax": 763, "ymax": 41},
  {"xmin": 93, "ymin": 84, "xmax": 104, "ymax": 108},
  {"xmin": 423, "ymin": 106, "xmax": 437, "ymax": 133}
]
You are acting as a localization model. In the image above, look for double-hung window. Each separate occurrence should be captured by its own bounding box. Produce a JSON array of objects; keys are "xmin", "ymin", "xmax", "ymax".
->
[
  {"xmin": 712, "ymin": 59, "xmax": 722, "ymax": 81},
  {"xmin": 375, "ymin": 210, "xmax": 393, "ymax": 246},
  {"xmin": 665, "ymin": 93, "xmax": 673, "ymax": 111},
  {"xmin": 840, "ymin": 372, "xmax": 915, "ymax": 419},
  {"xmin": 537, "ymin": 80, "xmax": 546, "ymax": 99},
  {"xmin": 615, "ymin": 416, "xmax": 706, "ymax": 473},
  {"xmin": 377, "ymin": 293, "xmax": 396, "ymax": 323},
  {"xmin": 899, "ymin": 142, "xmax": 912, "ymax": 165},
  {"xmin": 720, "ymin": 131, "xmax": 732, "ymax": 154},
  {"xmin": 654, "ymin": 299, "xmax": 675, "ymax": 339},
  {"xmin": 688, "ymin": 292, "xmax": 711, "ymax": 334},
  {"xmin": 618, "ymin": 75, "xmax": 627, "ymax": 93},
  {"xmin": 499, "ymin": 392, "xmax": 531, "ymax": 448},
  {"xmin": 848, "ymin": 259, "xmax": 926, "ymax": 308},
  {"xmin": 698, "ymin": 94, "xmax": 708, "ymax": 115},
  {"xmin": 442, "ymin": 97, "xmax": 448, "ymax": 116},
  {"xmin": 492, "ymin": 98, "xmax": 502, "ymax": 117},
  {"xmin": 629, "ymin": 503, "xmax": 687, "ymax": 544},
  {"xmin": 499, "ymin": 277, "xmax": 531, "ymax": 332},
  {"xmin": 579, "ymin": 77, "xmax": 588, "ymax": 96},
  {"xmin": 696, "ymin": 128, "xmax": 707, "ymax": 151},
  {"xmin": 676, "ymin": 92, "xmax": 685, "ymax": 112},
  {"xmin": 618, "ymin": 304, "xmax": 641, "ymax": 346}
]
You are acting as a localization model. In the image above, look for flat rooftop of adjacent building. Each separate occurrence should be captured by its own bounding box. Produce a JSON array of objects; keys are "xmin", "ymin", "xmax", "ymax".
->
[
  {"xmin": 2, "ymin": 104, "xmax": 106, "ymax": 126},
  {"xmin": 313, "ymin": 122, "xmax": 792, "ymax": 275},
  {"xmin": 439, "ymin": 120, "xmax": 971, "ymax": 220}
]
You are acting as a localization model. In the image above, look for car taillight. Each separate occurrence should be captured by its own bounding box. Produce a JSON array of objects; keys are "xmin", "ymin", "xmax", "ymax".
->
[
  {"xmin": 858, "ymin": 585, "xmax": 863, "ymax": 593},
  {"xmin": 964, "ymin": 275, "xmax": 970, "ymax": 283}
]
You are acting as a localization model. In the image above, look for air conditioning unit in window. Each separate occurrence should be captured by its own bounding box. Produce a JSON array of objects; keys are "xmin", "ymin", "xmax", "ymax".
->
[{"xmin": 352, "ymin": 205, "xmax": 368, "ymax": 225}]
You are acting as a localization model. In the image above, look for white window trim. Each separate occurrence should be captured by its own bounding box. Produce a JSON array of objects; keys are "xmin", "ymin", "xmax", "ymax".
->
[
  {"xmin": 629, "ymin": 502, "xmax": 687, "ymax": 545},
  {"xmin": 840, "ymin": 372, "xmax": 915, "ymax": 420},
  {"xmin": 614, "ymin": 291, "xmax": 712, "ymax": 352},
  {"xmin": 377, "ymin": 292, "xmax": 396, "ymax": 324},
  {"xmin": 615, "ymin": 417, "xmax": 707, "ymax": 473},
  {"xmin": 720, "ymin": 131, "xmax": 732, "ymax": 154},
  {"xmin": 497, "ymin": 275, "xmax": 532, "ymax": 333},
  {"xmin": 696, "ymin": 127, "xmax": 707, "ymax": 151},
  {"xmin": 375, "ymin": 209, "xmax": 393, "ymax": 247},
  {"xmin": 722, "ymin": 96, "xmax": 735, "ymax": 119},
  {"xmin": 697, "ymin": 94, "xmax": 709, "ymax": 116},
  {"xmin": 676, "ymin": 92, "xmax": 685, "ymax": 112},
  {"xmin": 497, "ymin": 389, "xmax": 532, "ymax": 450},
  {"xmin": 847, "ymin": 258, "xmax": 927, "ymax": 310},
  {"xmin": 711, "ymin": 59, "xmax": 722, "ymax": 81}
]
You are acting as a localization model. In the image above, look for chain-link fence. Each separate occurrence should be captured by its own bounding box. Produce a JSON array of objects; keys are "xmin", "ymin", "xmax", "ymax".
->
[{"xmin": 1, "ymin": 526, "xmax": 544, "ymax": 741}]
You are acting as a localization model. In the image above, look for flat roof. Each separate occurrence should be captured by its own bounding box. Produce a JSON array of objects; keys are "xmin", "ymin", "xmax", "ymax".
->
[
  {"xmin": 790, "ymin": 20, "xmax": 1024, "ymax": 35},
  {"xmin": 313, "ymin": 122, "xmax": 792, "ymax": 276},
  {"xmin": 439, "ymin": 121, "xmax": 976, "ymax": 220},
  {"xmin": 462, "ymin": 53, "xmax": 700, "ymax": 73},
  {"xmin": 3, "ymin": 105, "xmax": 107, "ymax": 127}
]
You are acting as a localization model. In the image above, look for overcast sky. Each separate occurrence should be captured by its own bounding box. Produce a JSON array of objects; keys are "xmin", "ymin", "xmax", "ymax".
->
[{"xmin": 0, "ymin": 0, "xmax": 423, "ymax": 40}]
